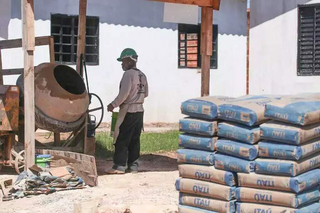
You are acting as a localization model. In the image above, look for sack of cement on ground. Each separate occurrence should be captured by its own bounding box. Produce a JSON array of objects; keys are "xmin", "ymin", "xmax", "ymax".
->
[
  {"xmin": 215, "ymin": 139, "xmax": 258, "ymax": 161},
  {"xmin": 255, "ymin": 155, "xmax": 320, "ymax": 176},
  {"xmin": 214, "ymin": 153, "xmax": 255, "ymax": 173},
  {"xmin": 181, "ymin": 96, "xmax": 234, "ymax": 120},
  {"xmin": 178, "ymin": 164, "xmax": 236, "ymax": 186},
  {"xmin": 179, "ymin": 134, "xmax": 217, "ymax": 152},
  {"xmin": 237, "ymin": 169, "xmax": 320, "ymax": 193},
  {"xmin": 177, "ymin": 149, "xmax": 214, "ymax": 166},
  {"xmin": 217, "ymin": 95, "xmax": 282, "ymax": 126},
  {"xmin": 180, "ymin": 118, "xmax": 218, "ymax": 136},
  {"xmin": 265, "ymin": 96, "xmax": 320, "ymax": 126},
  {"xmin": 178, "ymin": 205, "xmax": 218, "ymax": 213},
  {"xmin": 236, "ymin": 202, "xmax": 320, "ymax": 213},
  {"xmin": 175, "ymin": 178, "xmax": 236, "ymax": 201},
  {"xmin": 218, "ymin": 122, "xmax": 260, "ymax": 144},
  {"xmin": 236, "ymin": 187, "xmax": 320, "ymax": 208},
  {"xmin": 258, "ymin": 139, "xmax": 320, "ymax": 161},
  {"xmin": 179, "ymin": 193, "xmax": 236, "ymax": 213},
  {"xmin": 260, "ymin": 121, "xmax": 320, "ymax": 145}
]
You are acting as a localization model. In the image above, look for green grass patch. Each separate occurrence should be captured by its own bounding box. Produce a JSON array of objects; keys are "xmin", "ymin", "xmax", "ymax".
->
[{"xmin": 95, "ymin": 131, "xmax": 179, "ymax": 159}]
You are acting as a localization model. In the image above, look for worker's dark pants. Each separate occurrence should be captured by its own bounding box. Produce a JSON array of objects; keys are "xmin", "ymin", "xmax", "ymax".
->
[{"xmin": 113, "ymin": 112, "xmax": 143, "ymax": 172}]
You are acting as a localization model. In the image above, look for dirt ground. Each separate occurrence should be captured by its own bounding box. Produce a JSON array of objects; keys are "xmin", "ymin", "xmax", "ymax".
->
[{"xmin": 0, "ymin": 152, "xmax": 179, "ymax": 213}]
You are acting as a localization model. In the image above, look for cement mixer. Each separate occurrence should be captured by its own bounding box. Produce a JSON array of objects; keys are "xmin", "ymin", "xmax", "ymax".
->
[{"xmin": 17, "ymin": 63, "xmax": 104, "ymax": 133}]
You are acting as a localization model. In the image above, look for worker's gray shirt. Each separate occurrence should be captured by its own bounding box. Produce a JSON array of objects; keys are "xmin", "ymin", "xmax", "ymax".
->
[{"xmin": 112, "ymin": 68, "xmax": 148, "ymax": 113}]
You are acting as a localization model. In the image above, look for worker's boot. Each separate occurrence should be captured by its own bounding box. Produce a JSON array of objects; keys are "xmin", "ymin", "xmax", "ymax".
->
[{"xmin": 105, "ymin": 168, "xmax": 125, "ymax": 175}]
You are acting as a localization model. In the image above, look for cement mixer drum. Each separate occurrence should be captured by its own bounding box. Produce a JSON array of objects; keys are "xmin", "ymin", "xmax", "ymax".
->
[{"xmin": 17, "ymin": 63, "xmax": 89, "ymax": 132}]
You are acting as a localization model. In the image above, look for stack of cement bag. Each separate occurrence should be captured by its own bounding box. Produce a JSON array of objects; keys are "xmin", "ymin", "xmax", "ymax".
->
[
  {"xmin": 236, "ymin": 95, "xmax": 320, "ymax": 212},
  {"xmin": 214, "ymin": 96, "xmax": 276, "ymax": 175},
  {"xmin": 176, "ymin": 96, "xmax": 237, "ymax": 213}
]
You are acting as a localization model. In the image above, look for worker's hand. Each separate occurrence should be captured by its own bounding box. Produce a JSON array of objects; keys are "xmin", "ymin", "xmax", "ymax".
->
[{"xmin": 107, "ymin": 104, "xmax": 114, "ymax": 112}]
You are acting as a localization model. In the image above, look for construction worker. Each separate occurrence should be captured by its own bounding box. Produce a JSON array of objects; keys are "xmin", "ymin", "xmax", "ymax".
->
[{"xmin": 106, "ymin": 48, "xmax": 148, "ymax": 174}]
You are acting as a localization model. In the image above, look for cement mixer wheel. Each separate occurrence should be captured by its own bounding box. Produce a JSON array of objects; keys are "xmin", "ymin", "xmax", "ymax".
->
[
  {"xmin": 14, "ymin": 150, "xmax": 25, "ymax": 174},
  {"xmin": 88, "ymin": 93, "xmax": 104, "ymax": 131}
]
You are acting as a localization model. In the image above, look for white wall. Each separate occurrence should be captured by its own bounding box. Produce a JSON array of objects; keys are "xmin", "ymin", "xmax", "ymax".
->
[
  {"xmin": 250, "ymin": 0, "xmax": 320, "ymax": 95},
  {"xmin": 3, "ymin": 0, "xmax": 247, "ymax": 123}
]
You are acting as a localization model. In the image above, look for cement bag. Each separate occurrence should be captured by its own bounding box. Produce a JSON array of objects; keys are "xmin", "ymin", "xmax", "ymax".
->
[
  {"xmin": 238, "ymin": 169, "xmax": 320, "ymax": 193},
  {"xmin": 265, "ymin": 96, "xmax": 320, "ymax": 126},
  {"xmin": 179, "ymin": 193, "xmax": 236, "ymax": 213},
  {"xmin": 215, "ymin": 139, "xmax": 258, "ymax": 160},
  {"xmin": 214, "ymin": 153, "xmax": 255, "ymax": 173},
  {"xmin": 236, "ymin": 202, "xmax": 320, "ymax": 213},
  {"xmin": 260, "ymin": 121, "xmax": 320, "ymax": 145},
  {"xmin": 218, "ymin": 95, "xmax": 282, "ymax": 126},
  {"xmin": 218, "ymin": 122, "xmax": 260, "ymax": 144},
  {"xmin": 181, "ymin": 96, "xmax": 234, "ymax": 120},
  {"xmin": 235, "ymin": 187, "xmax": 320, "ymax": 208},
  {"xmin": 177, "ymin": 149, "xmax": 214, "ymax": 166},
  {"xmin": 259, "ymin": 139, "xmax": 320, "ymax": 161},
  {"xmin": 175, "ymin": 178, "xmax": 236, "ymax": 201},
  {"xmin": 255, "ymin": 155, "xmax": 320, "ymax": 176},
  {"xmin": 180, "ymin": 118, "xmax": 218, "ymax": 136},
  {"xmin": 178, "ymin": 164, "xmax": 236, "ymax": 186},
  {"xmin": 178, "ymin": 205, "xmax": 218, "ymax": 213},
  {"xmin": 179, "ymin": 134, "xmax": 217, "ymax": 151}
]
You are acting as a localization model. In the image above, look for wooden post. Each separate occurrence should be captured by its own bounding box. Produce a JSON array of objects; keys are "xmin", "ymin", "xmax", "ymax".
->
[
  {"xmin": 22, "ymin": 0, "xmax": 35, "ymax": 170},
  {"xmin": 76, "ymin": 0, "xmax": 87, "ymax": 73},
  {"xmin": 200, "ymin": 7, "xmax": 213, "ymax": 97},
  {"xmin": 0, "ymin": 49, "xmax": 3, "ymax": 85}
]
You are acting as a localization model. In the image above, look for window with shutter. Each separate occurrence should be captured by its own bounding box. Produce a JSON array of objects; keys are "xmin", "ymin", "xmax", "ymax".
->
[
  {"xmin": 298, "ymin": 5, "xmax": 320, "ymax": 76},
  {"xmin": 178, "ymin": 24, "xmax": 218, "ymax": 69},
  {"xmin": 51, "ymin": 14, "xmax": 99, "ymax": 65}
]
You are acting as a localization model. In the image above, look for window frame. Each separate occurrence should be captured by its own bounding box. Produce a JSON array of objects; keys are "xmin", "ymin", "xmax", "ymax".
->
[
  {"xmin": 51, "ymin": 13, "xmax": 100, "ymax": 66},
  {"xmin": 297, "ymin": 4, "xmax": 320, "ymax": 76},
  {"xmin": 178, "ymin": 24, "xmax": 218, "ymax": 69}
]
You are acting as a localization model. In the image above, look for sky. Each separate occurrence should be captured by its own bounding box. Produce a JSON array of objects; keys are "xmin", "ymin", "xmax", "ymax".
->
[{"xmin": 247, "ymin": 0, "xmax": 250, "ymax": 8}]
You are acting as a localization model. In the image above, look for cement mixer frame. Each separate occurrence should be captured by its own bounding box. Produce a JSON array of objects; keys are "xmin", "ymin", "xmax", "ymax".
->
[{"xmin": 0, "ymin": 36, "xmax": 104, "ymax": 174}]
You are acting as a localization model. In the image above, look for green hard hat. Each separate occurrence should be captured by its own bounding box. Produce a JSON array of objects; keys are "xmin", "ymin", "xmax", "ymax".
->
[{"xmin": 117, "ymin": 48, "xmax": 138, "ymax": 62}]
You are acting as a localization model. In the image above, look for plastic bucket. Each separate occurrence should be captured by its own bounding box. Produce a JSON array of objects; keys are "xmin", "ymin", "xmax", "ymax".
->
[
  {"xmin": 110, "ymin": 112, "xmax": 118, "ymax": 137},
  {"xmin": 35, "ymin": 154, "xmax": 52, "ymax": 168}
]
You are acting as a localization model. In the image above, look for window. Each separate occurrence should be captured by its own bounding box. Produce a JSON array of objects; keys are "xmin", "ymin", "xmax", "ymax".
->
[
  {"xmin": 51, "ymin": 14, "xmax": 99, "ymax": 65},
  {"xmin": 178, "ymin": 24, "xmax": 218, "ymax": 69},
  {"xmin": 298, "ymin": 4, "xmax": 320, "ymax": 76}
]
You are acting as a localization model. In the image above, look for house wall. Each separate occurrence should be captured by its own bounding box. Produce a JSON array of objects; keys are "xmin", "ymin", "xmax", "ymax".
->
[
  {"xmin": 250, "ymin": 0, "xmax": 320, "ymax": 95},
  {"xmin": 2, "ymin": 0, "xmax": 247, "ymax": 123}
]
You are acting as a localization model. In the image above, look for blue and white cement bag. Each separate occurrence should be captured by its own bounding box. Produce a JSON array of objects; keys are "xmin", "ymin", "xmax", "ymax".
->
[
  {"xmin": 179, "ymin": 134, "xmax": 217, "ymax": 151},
  {"xmin": 265, "ymin": 96, "xmax": 320, "ymax": 126},
  {"xmin": 181, "ymin": 96, "xmax": 234, "ymax": 120},
  {"xmin": 236, "ymin": 202, "xmax": 320, "ymax": 213},
  {"xmin": 179, "ymin": 205, "xmax": 218, "ymax": 213},
  {"xmin": 177, "ymin": 149, "xmax": 214, "ymax": 166},
  {"xmin": 237, "ymin": 170, "xmax": 320, "ymax": 193},
  {"xmin": 180, "ymin": 118, "xmax": 218, "ymax": 136},
  {"xmin": 215, "ymin": 139, "xmax": 258, "ymax": 161},
  {"xmin": 179, "ymin": 193, "xmax": 236, "ymax": 213},
  {"xmin": 214, "ymin": 153, "xmax": 255, "ymax": 173},
  {"xmin": 259, "ymin": 139, "xmax": 320, "ymax": 161},
  {"xmin": 255, "ymin": 155, "xmax": 320, "ymax": 176},
  {"xmin": 218, "ymin": 95, "xmax": 282, "ymax": 126},
  {"xmin": 236, "ymin": 187, "xmax": 320, "ymax": 208},
  {"xmin": 260, "ymin": 121, "xmax": 320, "ymax": 145},
  {"xmin": 175, "ymin": 178, "xmax": 236, "ymax": 201},
  {"xmin": 178, "ymin": 164, "xmax": 236, "ymax": 186},
  {"xmin": 218, "ymin": 122, "xmax": 260, "ymax": 144}
]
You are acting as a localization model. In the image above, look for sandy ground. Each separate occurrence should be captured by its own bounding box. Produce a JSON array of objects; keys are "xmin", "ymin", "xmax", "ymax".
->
[{"xmin": 0, "ymin": 153, "xmax": 179, "ymax": 213}]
